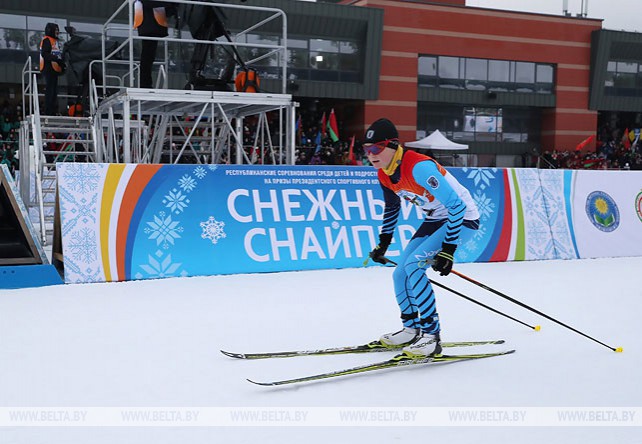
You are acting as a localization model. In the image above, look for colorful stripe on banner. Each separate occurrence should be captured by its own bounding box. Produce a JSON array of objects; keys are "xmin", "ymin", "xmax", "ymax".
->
[
  {"xmin": 125, "ymin": 167, "xmax": 172, "ymax": 280},
  {"xmin": 511, "ymin": 169, "xmax": 526, "ymax": 260},
  {"xmin": 488, "ymin": 169, "xmax": 512, "ymax": 262},
  {"xmin": 100, "ymin": 164, "xmax": 126, "ymax": 281},
  {"xmin": 116, "ymin": 165, "xmax": 163, "ymax": 281},
  {"xmin": 564, "ymin": 170, "xmax": 580, "ymax": 259}
]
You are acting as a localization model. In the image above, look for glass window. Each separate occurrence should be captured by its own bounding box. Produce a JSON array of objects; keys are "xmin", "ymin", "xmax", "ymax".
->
[
  {"xmin": 438, "ymin": 56, "xmax": 459, "ymax": 79},
  {"xmin": 309, "ymin": 51, "xmax": 339, "ymax": 70},
  {"xmin": 287, "ymin": 38, "xmax": 307, "ymax": 49},
  {"xmin": 288, "ymin": 48, "xmax": 308, "ymax": 69},
  {"xmin": 418, "ymin": 56, "xmax": 437, "ymax": 76},
  {"xmin": 339, "ymin": 41, "xmax": 358, "ymax": 54},
  {"xmin": 465, "ymin": 58, "xmax": 487, "ymax": 81},
  {"xmin": 419, "ymin": 56, "xmax": 553, "ymax": 94},
  {"xmin": 339, "ymin": 53, "xmax": 359, "ymax": 72},
  {"xmin": 27, "ymin": 16, "xmax": 66, "ymax": 31},
  {"xmin": 69, "ymin": 21, "xmax": 104, "ymax": 35},
  {"xmin": 309, "ymin": 39, "xmax": 339, "ymax": 53},
  {"xmin": 0, "ymin": 13, "xmax": 26, "ymax": 28},
  {"xmin": 488, "ymin": 60, "xmax": 509, "ymax": 82},
  {"xmin": 515, "ymin": 62, "xmax": 535, "ymax": 83},
  {"xmin": 0, "ymin": 28, "xmax": 26, "ymax": 51},
  {"xmin": 614, "ymin": 72, "xmax": 636, "ymax": 89},
  {"xmin": 536, "ymin": 64, "xmax": 553, "ymax": 83},
  {"xmin": 616, "ymin": 61, "xmax": 637, "ymax": 73}
]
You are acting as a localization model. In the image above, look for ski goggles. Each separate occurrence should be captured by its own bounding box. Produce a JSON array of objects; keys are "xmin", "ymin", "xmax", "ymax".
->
[{"xmin": 363, "ymin": 138, "xmax": 398, "ymax": 155}]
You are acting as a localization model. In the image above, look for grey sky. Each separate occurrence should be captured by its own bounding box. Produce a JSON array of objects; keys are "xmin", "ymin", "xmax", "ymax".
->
[{"xmin": 466, "ymin": 0, "xmax": 641, "ymax": 33}]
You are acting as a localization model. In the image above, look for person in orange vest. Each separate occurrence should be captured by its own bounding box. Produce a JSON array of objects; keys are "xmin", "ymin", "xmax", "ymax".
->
[
  {"xmin": 134, "ymin": 0, "xmax": 176, "ymax": 88},
  {"xmin": 40, "ymin": 23, "xmax": 65, "ymax": 115}
]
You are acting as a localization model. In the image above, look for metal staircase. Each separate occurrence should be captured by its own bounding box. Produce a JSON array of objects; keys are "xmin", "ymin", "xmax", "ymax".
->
[{"xmin": 19, "ymin": 75, "xmax": 97, "ymax": 245}]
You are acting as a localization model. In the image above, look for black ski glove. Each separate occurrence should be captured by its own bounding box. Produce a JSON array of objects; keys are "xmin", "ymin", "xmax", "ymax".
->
[
  {"xmin": 432, "ymin": 243, "xmax": 457, "ymax": 276},
  {"xmin": 369, "ymin": 232, "xmax": 393, "ymax": 264}
]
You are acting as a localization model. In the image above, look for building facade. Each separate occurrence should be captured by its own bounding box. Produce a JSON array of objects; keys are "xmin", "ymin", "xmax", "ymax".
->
[{"xmin": 2, "ymin": 0, "xmax": 642, "ymax": 164}]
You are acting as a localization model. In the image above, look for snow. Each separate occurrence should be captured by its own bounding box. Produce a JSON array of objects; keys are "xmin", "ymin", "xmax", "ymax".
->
[{"xmin": 1, "ymin": 257, "xmax": 641, "ymax": 443}]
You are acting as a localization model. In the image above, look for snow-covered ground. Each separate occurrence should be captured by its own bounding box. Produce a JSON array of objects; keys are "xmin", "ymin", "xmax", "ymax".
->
[{"xmin": 1, "ymin": 257, "xmax": 640, "ymax": 443}]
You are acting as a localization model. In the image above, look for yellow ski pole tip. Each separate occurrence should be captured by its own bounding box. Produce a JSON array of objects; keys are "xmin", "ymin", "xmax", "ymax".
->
[
  {"xmin": 615, "ymin": 347, "xmax": 623, "ymax": 353},
  {"xmin": 534, "ymin": 325, "xmax": 541, "ymax": 331}
]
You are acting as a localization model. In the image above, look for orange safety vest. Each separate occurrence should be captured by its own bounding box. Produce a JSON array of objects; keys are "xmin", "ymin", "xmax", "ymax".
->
[
  {"xmin": 40, "ymin": 35, "xmax": 64, "ymax": 73},
  {"xmin": 235, "ymin": 68, "xmax": 260, "ymax": 93},
  {"xmin": 134, "ymin": 0, "xmax": 168, "ymax": 29},
  {"xmin": 378, "ymin": 150, "xmax": 446, "ymax": 198}
]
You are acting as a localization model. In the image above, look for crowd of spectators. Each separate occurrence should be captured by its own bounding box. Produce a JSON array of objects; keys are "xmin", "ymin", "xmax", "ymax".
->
[
  {"xmin": 4, "ymin": 98, "xmax": 642, "ymax": 172},
  {"xmin": 540, "ymin": 123, "xmax": 642, "ymax": 170},
  {"xmin": 1, "ymin": 101, "xmax": 21, "ymax": 176}
]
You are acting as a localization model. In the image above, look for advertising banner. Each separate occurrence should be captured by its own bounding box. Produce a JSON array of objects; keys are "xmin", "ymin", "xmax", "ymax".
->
[
  {"xmin": 57, "ymin": 164, "xmax": 561, "ymax": 283},
  {"xmin": 567, "ymin": 170, "xmax": 642, "ymax": 258}
]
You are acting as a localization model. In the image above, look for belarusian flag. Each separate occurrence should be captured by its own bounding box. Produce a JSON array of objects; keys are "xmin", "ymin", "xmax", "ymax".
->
[{"xmin": 327, "ymin": 108, "xmax": 339, "ymax": 142}]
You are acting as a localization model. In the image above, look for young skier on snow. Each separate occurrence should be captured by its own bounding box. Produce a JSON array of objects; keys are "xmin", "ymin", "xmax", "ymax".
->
[{"xmin": 364, "ymin": 118, "xmax": 480, "ymax": 357}]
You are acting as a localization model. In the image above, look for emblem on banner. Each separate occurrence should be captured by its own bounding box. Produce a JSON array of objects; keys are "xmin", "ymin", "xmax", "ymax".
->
[
  {"xmin": 636, "ymin": 190, "xmax": 642, "ymax": 223},
  {"xmin": 585, "ymin": 191, "xmax": 619, "ymax": 232}
]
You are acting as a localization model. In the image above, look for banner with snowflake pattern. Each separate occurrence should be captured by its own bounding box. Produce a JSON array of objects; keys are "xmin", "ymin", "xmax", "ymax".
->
[{"xmin": 57, "ymin": 164, "xmax": 557, "ymax": 283}]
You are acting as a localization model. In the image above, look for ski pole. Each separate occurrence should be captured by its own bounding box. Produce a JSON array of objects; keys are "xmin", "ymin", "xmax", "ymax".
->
[
  {"xmin": 429, "ymin": 279, "xmax": 540, "ymax": 331},
  {"xmin": 378, "ymin": 257, "xmax": 539, "ymax": 331},
  {"xmin": 449, "ymin": 269, "xmax": 623, "ymax": 353}
]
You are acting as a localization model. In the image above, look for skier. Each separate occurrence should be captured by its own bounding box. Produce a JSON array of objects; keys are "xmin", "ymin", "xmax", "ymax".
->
[{"xmin": 365, "ymin": 118, "xmax": 480, "ymax": 358}]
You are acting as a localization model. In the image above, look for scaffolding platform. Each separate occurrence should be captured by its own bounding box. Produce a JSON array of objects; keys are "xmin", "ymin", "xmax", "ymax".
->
[{"xmin": 94, "ymin": 87, "xmax": 297, "ymax": 165}]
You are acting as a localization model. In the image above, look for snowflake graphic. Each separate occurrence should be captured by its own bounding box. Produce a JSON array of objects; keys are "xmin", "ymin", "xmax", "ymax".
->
[
  {"xmin": 465, "ymin": 168, "xmax": 496, "ymax": 190},
  {"xmin": 68, "ymin": 227, "xmax": 97, "ymax": 263},
  {"xmin": 200, "ymin": 216, "xmax": 226, "ymax": 244},
  {"xmin": 207, "ymin": 164, "xmax": 219, "ymax": 172},
  {"xmin": 465, "ymin": 237, "xmax": 478, "ymax": 252},
  {"xmin": 194, "ymin": 166, "xmax": 207, "ymax": 179},
  {"xmin": 162, "ymin": 188, "xmax": 190, "ymax": 214},
  {"xmin": 474, "ymin": 190, "xmax": 495, "ymax": 220},
  {"xmin": 178, "ymin": 174, "xmax": 197, "ymax": 192},
  {"xmin": 331, "ymin": 221, "xmax": 340, "ymax": 229},
  {"xmin": 59, "ymin": 187, "xmax": 98, "ymax": 236},
  {"xmin": 144, "ymin": 211, "xmax": 184, "ymax": 248},
  {"xmin": 62, "ymin": 164, "xmax": 101, "ymax": 193},
  {"xmin": 473, "ymin": 223, "xmax": 488, "ymax": 241},
  {"xmin": 138, "ymin": 250, "xmax": 182, "ymax": 278}
]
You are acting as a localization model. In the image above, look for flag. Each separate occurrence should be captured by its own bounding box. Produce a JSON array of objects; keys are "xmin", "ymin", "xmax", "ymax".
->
[
  {"xmin": 327, "ymin": 108, "xmax": 339, "ymax": 142},
  {"xmin": 623, "ymin": 129, "xmax": 631, "ymax": 150},
  {"xmin": 320, "ymin": 113, "xmax": 327, "ymax": 138},
  {"xmin": 348, "ymin": 134, "xmax": 356, "ymax": 165},
  {"xmin": 575, "ymin": 135, "xmax": 595, "ymax": 152},
  {"xmin": 314, "ymin": 130, "xmax": 322, "ymax": 154}
]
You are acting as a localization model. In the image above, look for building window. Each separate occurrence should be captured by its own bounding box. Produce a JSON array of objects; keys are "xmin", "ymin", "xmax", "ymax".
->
[
  {"xmin": 417, "ymin": 103, "xmax": 540, "ymax": 144},
  {"xmin": 419, "ymin": 55, "xmax": 555, "ymax": 95},
  {"xmin": 605, "ymin": 60, "xmax": 641, "ymax": 97}
]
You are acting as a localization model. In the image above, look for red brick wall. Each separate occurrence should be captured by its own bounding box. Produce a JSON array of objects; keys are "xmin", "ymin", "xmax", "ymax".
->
[{"xmin": 357, "ymin": 0, "xmax": 602, "ymax": 152}]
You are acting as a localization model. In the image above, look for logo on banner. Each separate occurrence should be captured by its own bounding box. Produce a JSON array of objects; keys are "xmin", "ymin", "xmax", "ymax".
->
[
  {"xmin": 585, "ymin": 191, "xmax": 619, "ymax": 232},
  {"xmin": 636, "ymin": 190, "xmax": 642, "ymax": 223}
]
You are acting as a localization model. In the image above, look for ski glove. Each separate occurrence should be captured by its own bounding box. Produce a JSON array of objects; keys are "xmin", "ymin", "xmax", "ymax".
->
[
  {"xmin": 432, "ymin": 243, "xmax": 457, "ymax": 276},
  {"xmin": 369, "ymin": 232, "xmax": 393, "ymax": 264}
]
